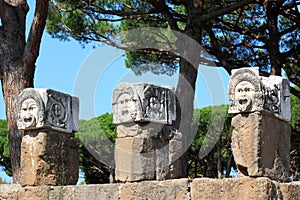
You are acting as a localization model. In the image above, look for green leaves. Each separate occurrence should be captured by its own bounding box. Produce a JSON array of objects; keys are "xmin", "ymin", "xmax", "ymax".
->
[
  {"xmin": 0, "ymin": 120, "xmax": 11, "ymax": 177},
  {"xmin": 189, "ymin": 105, "xmax": 233, "ymax": 178},
  {"xmin": 76, "ymin": 113, "xmax": 116, "ymax": 184}
]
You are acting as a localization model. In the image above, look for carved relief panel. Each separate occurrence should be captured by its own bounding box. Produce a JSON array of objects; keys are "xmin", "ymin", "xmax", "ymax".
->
[
  {"xmin": 17, "ymin": 88, "xmax": 79, "ymax": 133},
  {"xmin": 112, "ymin": 82, "xmax": 176, "ymax": 125},
  {"xmin": 228, "ymin": 67, "xmax": 290, "ymax": 121}
]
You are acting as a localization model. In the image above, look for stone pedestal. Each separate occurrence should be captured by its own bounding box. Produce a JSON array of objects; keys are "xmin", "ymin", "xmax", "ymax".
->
[
  {"xmin": 115, "ymin": 134, "xmax": 155, "ymax": 181},
  {"xmin": 114, "ymin": 122, "xmax": 182, "ymax": 182},
  {"xmin": 228, "ymin": 67, "xmax": 291, "ymax": 182},
  {"xmin": 231, "ymin": 112, "xmax": 290, "ymax": 181},
  {"xmin": 21, "ymin": 130, "xmax": 79, "ymax": 186},
  {"xmin": 17, "ymin": 88, "xmax": 79, "ymax": 186},
  {"xmin": 112, "ymin": 83, "xmax": 182, "ymax": 182}
]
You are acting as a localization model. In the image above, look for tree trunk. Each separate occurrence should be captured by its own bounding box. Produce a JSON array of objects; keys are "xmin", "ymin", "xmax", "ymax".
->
[
  {"xmin": 1, "ymin": 64, "xmax": 34, "ymax": 183},
  {"xmin": 0, "ymin": 0, "xmax": 48, "ymax": 183},
  {"xmin": 175, "ymin": 26, "xmax": 202, "ymax": 176},
  {"xmin": 174, "ymin": 0, "xmax": 203, "ymax": 177},
  {"xmin": 266, "ymin": 0, "xmax": 282, "ymax": 76},
  {"xmin": 225, "ymin": 152, "xmax": 233, "ymax": 178}
]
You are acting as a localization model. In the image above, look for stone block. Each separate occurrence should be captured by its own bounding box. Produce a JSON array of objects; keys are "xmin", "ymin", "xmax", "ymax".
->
[
  {"xmin": 49, "ymin": 184, "xmax": 119, "ymax": 200},
  {"xmin": 114, "ymin": 136, "xmax": 155, "ymax": 182},
  {"xmin": 17, "ymin": 186, "xmax": 50, "ymax": 200},
  {"xmin": 0, "ymin": 184, "xmax": 22, "ymax": 200},
  {"xmin": 116, "ymin": 122, "xmax": 164, "ymax": 138},
  {"xmin": 153, "ymin": 138, "xmax": 170, "ymax": 180},
  {"xmin": 21, "ymin": 130, "xmax": 79, "ymax": 186},
  {"xmin": 191, "ymin": 177, "xmax": 278, "ymax": 200},
  {"xmin": 115, "ymin": 123, "xmax": 183, "ymax": 181},
  {"xmin": 0, "ymin": 178, "xmax": 299, "ymax": 200},
  {"xmin": 112, "ymin": 82, "xmax": 176, "ymax": 125},
  {"xmin": 17, "ymin": 88, "xmax": 79, "ymax": 133},
  {"xmin": 168, "ymin": 131, "xmax": 184, "ymax": 179},
  {"xmin": 278, "ymin": 182, "xmax": 300, "ymax": 200},
  {"xmin": 231, "ymin": 112, "xmax": 290, "ymax": 181},
  {"xmin": 120, "ymin": 178, "xmax": 189, "ymax": 200},
  {"xmin": 228, "ymin": 67, "xmax": 290, "ymax": 121}
]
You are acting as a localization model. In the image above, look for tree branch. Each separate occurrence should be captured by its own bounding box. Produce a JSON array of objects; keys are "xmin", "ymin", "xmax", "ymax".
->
[
  {"xmin": 77, "ymin": 1, "xmax": 158, "ymax": 17},
  {"xmin": 283, "ymin": 64, "xmax": 300, "ymax": 89},
  {"xmin": 23, "ymin": 0, "xmax": 49, "ymax": 71},
  {"xmin": 291, "ymin": 87, "xmax": 300, "ymax": 99},
  {"xmin": 0, "ymin": 0, "xmax": 4, "ymax": 14},
  {"xmin": 200, "ymin": 0, "xmax": 256, "ymax": 22},
  {"xmin": 204, "ymin": 27, "xmax": 237, "ymax": 73},
  {"xmin": 147, "ymin": 0, "xmax": 180, "ymax": 31}
]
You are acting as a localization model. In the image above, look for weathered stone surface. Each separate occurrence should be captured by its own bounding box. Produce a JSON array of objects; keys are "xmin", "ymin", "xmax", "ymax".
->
[
  {"xmin": 49, "ymin": 184, "xmax": 119, "ymax": 200},
  {"xmin": 21, "ymin": 130, "xmax": 79, "ymax": 186},
  {"xmin": 0, "ymin": 178, "xmax": 299, "ymax": 200},
  {"xmin": 261, "ymin": 75, "xmax": 290, "ymax": 121},
  {"xmin": 228, "ymin": 67, "xmax": 291, "ymax": 182},
  {"xmin": 112, "ymin": 82, "xmax": 176, "ymax": 125},
  {"xmin": 116, "ymin": 122, "xmax": 165, "ymax": 138},
  {"xmin": 278, "ymin": 182, "xmax": 300, "ymax": 200},
  {"xmin": 17, "ymin": 186, "xmax": 50, "ymax": 200},
  {"xmin": 115, "ymin": 123, "xmax": 183, "ymax": 182},
  {"xmin": 228, "ymin": 67, "xmax": 263, "ymax": 114},
  {"xmin": 228, "ymin": 67, "xmax": 290, "ymax": 121},
  {"xmin": 231, "ymin": 112, "xmax": 290, "ymax": 182},
  {"xmin": 120, "ymin": 178, "xmax": 189, "ymax": 200},
  {"xmin": 17, "ymin": 88, "xmax": 79, "ymax": 133},
  {"xmin": 113, "ymin": 83, "xmax": 183, "ymax": 182},
  {"xmin": 168, "ymin": 130, "xmax": 184, "ymax": 179},
  {"xmin": 0, "ymin": 184, "xmax": 22, "ymax": 199},
  {"xmin": 191, "ymin": 177, "xmax": 279, "ymax": 200},
  {"xmin": 114, "ymin": 135, "xmax": 156, "ymax": 182}
]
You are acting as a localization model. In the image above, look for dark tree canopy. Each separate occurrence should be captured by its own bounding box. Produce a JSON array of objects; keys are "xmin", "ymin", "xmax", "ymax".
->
[
  {"xmin": 47, "ymin": 1, "xmax": 300, "ymax": 95},
  {"xmin": 204, "ymin": 0, "xmax": 300, "ymax": 96}
]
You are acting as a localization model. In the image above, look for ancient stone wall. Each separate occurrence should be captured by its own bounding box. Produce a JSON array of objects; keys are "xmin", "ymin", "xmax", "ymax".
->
[{"xmin": 0, "ymin": 177, "xmax": 299, "ymax": 200}]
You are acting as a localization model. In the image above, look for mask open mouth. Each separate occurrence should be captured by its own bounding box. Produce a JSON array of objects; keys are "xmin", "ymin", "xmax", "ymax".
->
[
  {"xmin": 24, "ymin": 117, "xmax": 32, "ymax": 123},
  {"xmin": 22, "ymin": 115, "xmax": 36, "ymax": 128},
  {"xmin": 237, "ymin": 98, "xmax": 252, "ymax": 112},
  {"xmin": 239, "ymin": 99, "xmax": 248, "ymax": 105}
]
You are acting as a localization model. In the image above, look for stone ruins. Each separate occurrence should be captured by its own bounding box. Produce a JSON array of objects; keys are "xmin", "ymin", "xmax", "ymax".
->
[
  {"xmin": 16, "ymin": 88, "xmax": 79, "ymax": 186},
  {"xmin": 4, "ymin": 66, "xmax": 296, "ymax": 199},
  {"xmin": 228, "ymin": 67, "xmax": 291, "ymax": 182},
  {"xmin": 0, "ymin": 67, "xmax": 298, "ymax": 199},
  {"xmin": 112, "ymin": 82, "xmax": 183, "ymax": 182}
]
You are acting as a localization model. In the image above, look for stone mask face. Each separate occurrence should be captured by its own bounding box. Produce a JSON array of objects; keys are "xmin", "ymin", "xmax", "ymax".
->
[
  {"xmin": 234, "ymin": 81, "xmax": 255, "ymax": 112},
  {"xmin": 117, "ymin": 93, "xmax": 137, "ymax": 122},
  {"xmin": 20, "ymin": 98, "xmax": 39, "ymax": 128}
]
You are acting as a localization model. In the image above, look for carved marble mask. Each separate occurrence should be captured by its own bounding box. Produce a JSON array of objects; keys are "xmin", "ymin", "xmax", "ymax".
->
[
  {"xmin": 20, "ymin": 98, "xmax": 39, "ymax": 128},
  {"xmin": 234, "ymin": 81, "xmax": 255, "ymax": 112},
  {"xmin": 117, "ymin": 93, "xmax": 137, "ymax": 122}
]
